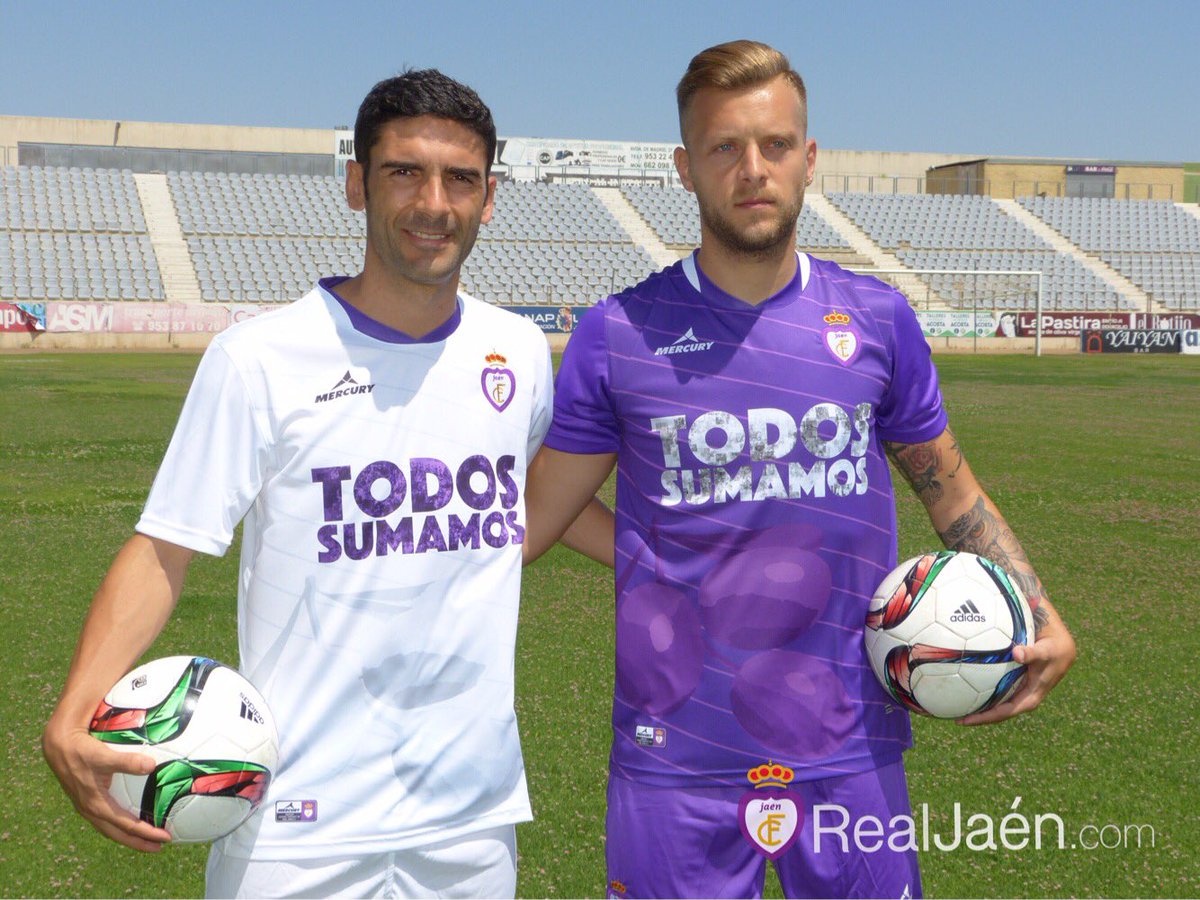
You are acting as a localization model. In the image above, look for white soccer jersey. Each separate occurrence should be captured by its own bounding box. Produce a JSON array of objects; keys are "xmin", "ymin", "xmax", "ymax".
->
[{"xmin": 137, "ymin": 279, "xmax": 552, "ymax": 859}]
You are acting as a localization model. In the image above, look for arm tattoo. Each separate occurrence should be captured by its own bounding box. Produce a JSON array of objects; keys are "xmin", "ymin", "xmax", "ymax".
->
[
  {"xmin": 884, "ymin": 439, "xmax": 943, "ymax": 507},
  {"xmin": 938, "ymin": 496, "xmax": 1050, "ymax": 635},
  {"xmin": 945, "ymin": 429, "xmax": 965, "ymax": 479}
]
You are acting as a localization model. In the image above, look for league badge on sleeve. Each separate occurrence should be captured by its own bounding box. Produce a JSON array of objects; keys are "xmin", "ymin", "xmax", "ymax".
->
[
  {"xmin": 481, "ymin": 352, "xmax": 516, "ymax": 412},
  {"xmin": 738, "ymin": 762, "xmax": 802, "ymax": 860},
  {"xmin": 822, "ymin": 311, "xmax": 860, "ymax": 366}
]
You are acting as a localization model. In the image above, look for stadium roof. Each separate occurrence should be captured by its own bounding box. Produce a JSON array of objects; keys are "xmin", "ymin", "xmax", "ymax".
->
[{"xmin": 928, "ymin": 156, "xmax": 1185, "ymax": 170}]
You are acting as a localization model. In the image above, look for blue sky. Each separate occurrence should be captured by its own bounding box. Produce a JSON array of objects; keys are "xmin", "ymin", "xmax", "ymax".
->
[{"xmin": 2, "ymin": 0, "xmax": 1195, "ymax": 161}]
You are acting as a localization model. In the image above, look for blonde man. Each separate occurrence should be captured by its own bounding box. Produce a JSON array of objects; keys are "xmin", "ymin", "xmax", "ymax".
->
[{"xmin": 524, "ymin": 40, "xmax": 1074, "ymax": 898}]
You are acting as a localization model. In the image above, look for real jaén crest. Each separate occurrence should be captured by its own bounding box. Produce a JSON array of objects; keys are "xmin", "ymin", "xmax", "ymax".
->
[
  {"xmin": 738, "ymin": 761, "xmax": 802, "ymax": 859},
  {"xmin": 822, "ymin": 310, "xmax": 861, "ymax": 366},
  {"xmin": 481, "ymin": 352, "xmax": 516, "ymax": 412}
]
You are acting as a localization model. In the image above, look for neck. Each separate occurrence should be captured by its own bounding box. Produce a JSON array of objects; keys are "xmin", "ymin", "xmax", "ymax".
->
[
  {"xmin": 695, "ymin": 234, "xmax": 798, "ymax": 305},
  {"xmin": 334, "ymin": 256, "xmax": 459, "ymax": 338}
]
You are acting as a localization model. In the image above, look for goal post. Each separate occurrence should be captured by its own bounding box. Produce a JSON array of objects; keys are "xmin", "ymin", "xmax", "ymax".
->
[{"xmin": 850, "ymin": 268, "xmax": 1045, "ymax": 356}]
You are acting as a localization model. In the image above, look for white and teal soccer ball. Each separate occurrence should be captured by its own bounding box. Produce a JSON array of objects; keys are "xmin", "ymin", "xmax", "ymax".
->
[
  {"xmin": 864, "ymin": 552, "xmax": 1034, "ymax": 719},
  {"xmin": 89, "ymin": 656, "xmax": 279, "ymax": 842}
]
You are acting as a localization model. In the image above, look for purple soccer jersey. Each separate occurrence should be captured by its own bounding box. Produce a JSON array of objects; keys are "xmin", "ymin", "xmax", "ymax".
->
[{"xmin": 546, "ymin": 252, "xmax": 948, "ymax": 789}]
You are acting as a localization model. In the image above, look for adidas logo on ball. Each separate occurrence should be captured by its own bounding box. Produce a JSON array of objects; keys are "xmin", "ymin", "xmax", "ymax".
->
[
  {"xmin": 239, "ymin": 694, "xmax": 265, "ymax": 724},
  {"xmin": 949, "ymin": 600, "xmax": 986, "ymax": 623}
]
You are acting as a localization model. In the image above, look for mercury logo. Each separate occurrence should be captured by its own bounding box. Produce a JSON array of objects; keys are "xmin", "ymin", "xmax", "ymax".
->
[
  {"xmin": 315, "ymin": 370, "xmax": 375, "ymax": 404},
  {"xmin": 655, "ymin": 327, "xmax": 715, "ymax": 356},
  {"xmin": 950, "ymin": 600, "xmax": 986, "ymax": 623}
]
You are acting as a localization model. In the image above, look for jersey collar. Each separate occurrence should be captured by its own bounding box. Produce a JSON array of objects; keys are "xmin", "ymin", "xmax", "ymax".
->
[
  {"xmin": 318, "ymin": 276, "xmax": 462, "ymax": 344},
  {"xmin": 682, "ymin": 250, "xmax": 810, "ymax": 303}
]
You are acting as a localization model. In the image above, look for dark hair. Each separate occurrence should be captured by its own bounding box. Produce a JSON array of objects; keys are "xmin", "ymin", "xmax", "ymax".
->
[{"xmin": 354, "ymin": 68, "xmax": 496, "ymax": 174}]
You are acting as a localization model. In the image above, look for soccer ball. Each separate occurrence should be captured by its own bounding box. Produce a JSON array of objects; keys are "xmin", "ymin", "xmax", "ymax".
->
[
  {"xmin": 89, "ymin": 656, "xmax": 278, "ymax": 842},
  {"xmin": 864, "ymin": 551, "xmax": 1034, "ymax": 719}
]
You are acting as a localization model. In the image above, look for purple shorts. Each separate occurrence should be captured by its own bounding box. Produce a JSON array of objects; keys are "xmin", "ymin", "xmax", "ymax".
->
[{"xmin": 604, "ymin": 759, "xmax": 921, "ymax": 899}]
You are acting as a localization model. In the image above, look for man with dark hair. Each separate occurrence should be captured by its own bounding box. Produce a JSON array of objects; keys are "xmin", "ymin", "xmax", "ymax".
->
[
  {"xmin": 524, "ymin": 40, "xmax": 1075, "ymax": 898},
  {"xmin": 43, "ymin": 69, "xmax": 554, "ymax": 898}
]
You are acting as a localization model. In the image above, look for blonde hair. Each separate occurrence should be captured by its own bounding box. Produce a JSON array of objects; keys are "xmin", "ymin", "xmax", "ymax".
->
[{"xmin": 676, "ymin": 40, "xmax": 807, "ymax": 140}]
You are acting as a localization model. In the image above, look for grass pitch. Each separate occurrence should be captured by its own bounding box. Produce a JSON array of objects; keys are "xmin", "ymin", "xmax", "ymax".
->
[{"xmin": 1, "ymin": 351, "xmax": 1197, "ymax": 898}]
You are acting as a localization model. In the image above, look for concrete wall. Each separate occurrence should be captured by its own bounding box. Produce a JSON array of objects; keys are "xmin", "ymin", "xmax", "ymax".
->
[
  {"xmin": 1185, "ymin": 164, "xmax": 1200, "ymax": 204},
  {"xmin": 0, "ymin": 115, "xmax": 332, "ymax": 166},
  {"xmin": 927, "ymin": 160, "xmax": 987, "ymax": 195},
  {"xmin": 929, "ymin": 158, "xmax": 1185, "ymax": 200},
  {"xmin": 982, "ymin": 161, "xmax": 1068, "ymax": 199},
  {"xmin": 1112, "ymin": 166, "xmax": 1184, "ymax": 200},
  {"xmin": 815, "ymin": 149, "xmax": 980, "ymax": 193}
]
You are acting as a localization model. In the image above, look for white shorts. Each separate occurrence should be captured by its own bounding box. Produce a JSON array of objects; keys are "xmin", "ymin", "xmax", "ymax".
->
[{"xmin": 204, "ymin": 825, "xmax": 518, "ymax": 899}]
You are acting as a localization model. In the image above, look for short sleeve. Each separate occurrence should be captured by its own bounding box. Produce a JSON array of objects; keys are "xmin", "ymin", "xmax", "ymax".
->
[
  {"xmin": 542, "ymin": 303, "xmax": 620, "ymax": 453},
  {"xmin": 526, "ymin": 339, "xmax": 554, "ymax": 460},
  {"xmin": 136, "ymin": 342, "xmax": 272, "ymax": 556},
  {"xmin": 874, "ymin": 293, "xmax": 949, "ymax": 444}
]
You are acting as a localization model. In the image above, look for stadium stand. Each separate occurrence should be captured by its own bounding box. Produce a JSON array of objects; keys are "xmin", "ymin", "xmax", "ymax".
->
[
  {"xmin": 827, "ymin": 192, "xmax": 1127, "ymax": 310},
  {"xmin": 621, "ymin": 183, "xmax": 850, "ymax": 251},
  {"xmin": 168, "ymin": 171, "xmax": 363, "ymax": 239},
  {"xmin": 171, "ymin": 173, "xmax": 659, "ymax": 304},
  {"xmin": 0, "ymin": 165, "xmax": 164, "ymax": 301},
  {"xmin": 1019, "ymin": 197, "xmax": 1200, "ymax": 309},
  {"xmin": 3, "ymin": 158, "xmax": 1198, "ymax": 312}
]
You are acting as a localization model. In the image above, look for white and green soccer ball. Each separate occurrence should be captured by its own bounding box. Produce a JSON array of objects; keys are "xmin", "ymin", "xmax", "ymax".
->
[{"xmin": 90, "ymin": 655, "xmax": 279, "ymax": 842}]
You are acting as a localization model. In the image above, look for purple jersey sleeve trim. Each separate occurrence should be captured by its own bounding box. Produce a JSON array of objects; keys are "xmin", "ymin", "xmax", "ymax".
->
[
  {"xmin": 543, "ymin": 302, "xmax": 621, "ymax": 453},
  {"xmin": 318, "ymin": 276, "xmax": 462, "ymax": 344}
]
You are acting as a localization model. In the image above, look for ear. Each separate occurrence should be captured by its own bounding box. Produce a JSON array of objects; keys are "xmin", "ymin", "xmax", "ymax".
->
[
  {"xmin": 480, "ymin": 174, "xmax": 497, "ymax": 225},
  {"xmin": 346, "ymin": 160, "xmax": 366, "ymax": 211},
  {"xmin": 674, "ymin": 145, "xmax": 694, "ymax": 193},
  {"xmin": 805, "ymin": 138, "xmax": 818, "ymax": 187}
]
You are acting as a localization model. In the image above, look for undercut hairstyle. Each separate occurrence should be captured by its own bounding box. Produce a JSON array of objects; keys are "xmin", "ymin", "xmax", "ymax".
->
[
  {"xmin": 676, "ymin": 40, "xmax": 807, "ymax": 141},
  {"xmin": 354, "ymin": 68, "xmax": 496, "ymax": 175}
]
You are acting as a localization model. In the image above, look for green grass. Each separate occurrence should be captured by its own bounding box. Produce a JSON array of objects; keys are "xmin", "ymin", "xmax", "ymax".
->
[{"xmin": 1, "ymin": 351, "xmax": 1197, "ymax": 898}]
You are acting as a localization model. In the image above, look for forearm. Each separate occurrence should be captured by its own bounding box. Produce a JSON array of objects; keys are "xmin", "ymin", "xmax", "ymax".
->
[
  {"xmin": 934, "ymin": 493, "xmax": 1053, "ymax": 633},
  {"xmin": 886, "ymin": 430, "xmax": 1053, "ymax": 633},
  {"xmin": 47, "ymin": 535, "xmax": 190, "ymax": 732},
  {"xmin": 889, "ymin": 429, "xmax": 1075, "ymax": 723},
  {"xmin": 559, "ymin": 497, "xmax": 616, "ymax": 568},
  {"xmin": 523, "ymin": 447, "xmax": 616, "ymax": 566}
]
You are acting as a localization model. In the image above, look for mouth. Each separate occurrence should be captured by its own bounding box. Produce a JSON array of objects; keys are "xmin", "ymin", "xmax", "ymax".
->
[
  {"xmin": 735, "ymin": 197, "xmax": 776, "ymax": 209},
  {"xmin": 403, "ymin": 228, "xmax": 454, "ymax": 247}
]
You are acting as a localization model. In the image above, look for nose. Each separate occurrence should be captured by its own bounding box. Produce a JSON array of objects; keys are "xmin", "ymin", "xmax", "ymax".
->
[
  {"xmin": 739, "ymin": 144, "xmax": 767, "ymax": 183},
  {"xmin": 414, "ymin": 173, "xmax": 451, "ymax": 217}
]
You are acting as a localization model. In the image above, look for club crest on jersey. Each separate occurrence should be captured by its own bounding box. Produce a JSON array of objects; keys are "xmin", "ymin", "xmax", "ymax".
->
[
  {"xmin": 822, "ymin": 311, "xmax": 860, "ymax": 366},
  {"xmin": 738, "ymin": 762, "xmax": 802, "ymax": 860},
  {"xmin": 481, "ymin": 352, "xmax": 515, "ymax": 412}
]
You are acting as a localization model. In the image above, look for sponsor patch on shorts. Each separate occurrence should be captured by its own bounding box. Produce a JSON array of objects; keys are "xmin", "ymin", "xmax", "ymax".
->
[{"xmin": 275, "ymin": 800, "xmax": 318, "ymax": 822}]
